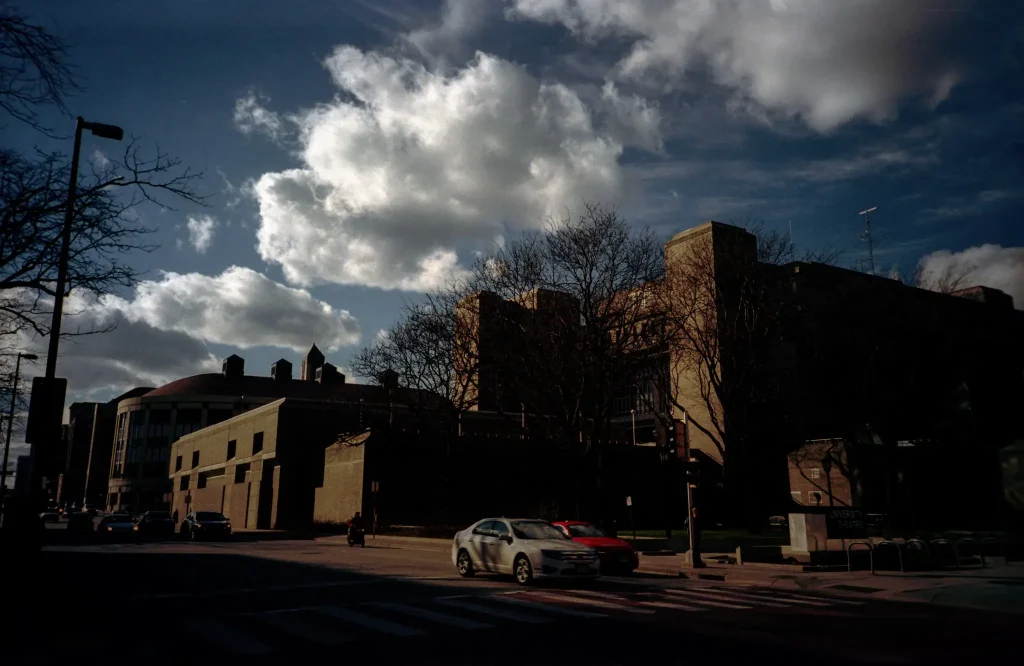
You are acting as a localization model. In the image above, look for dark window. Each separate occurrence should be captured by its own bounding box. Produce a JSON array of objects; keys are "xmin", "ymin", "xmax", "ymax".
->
[
  {"xmin": 492, "ymin": 521, "xmax": 510, "ymax": 537},
  {"xmin": 253, "ymin": 432, "xmax": 264, "ymax": 454},
  {"xmin": 192, "ymin": 451, "xmax": 199, "ymax": 468},
  {"xmin": 175, "ymin": 456, "xmax": 182, "ymax": 472},
  {"xmin": 234, "ymin": 463, "xmax": 250, "ymax": 484},
  {"xmin": 473, "ymin": 520, "xmax": 498, "ymax": 536},
  {"xmin": 207, "ymin": 408, "xmax": 233, "ymax": 426},
  {"xmin": 197, "ymin": 474, "xmax": 207, "ymax": 489},
  {"xmin": 179, "ymin": 476, "xmax": 190, "ymax": 491},
  {"xmin": 227, "ymin": 440, "xmax": 237, "ymax": 459}
]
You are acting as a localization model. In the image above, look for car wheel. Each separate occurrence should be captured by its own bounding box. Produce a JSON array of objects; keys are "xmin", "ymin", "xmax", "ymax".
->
[
  {"xmin": 456, "ymin": 549, "xmax": 475, "ymax": 577},
  {"xmin": 514, "ymin": 555, "xmax": 533, "ymax": 586}
]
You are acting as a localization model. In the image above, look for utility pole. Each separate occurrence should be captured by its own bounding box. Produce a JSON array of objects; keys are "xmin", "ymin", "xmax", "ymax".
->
[{"xmin": 859, "ymin": 206, "xmax": 877, "ymax": 275}]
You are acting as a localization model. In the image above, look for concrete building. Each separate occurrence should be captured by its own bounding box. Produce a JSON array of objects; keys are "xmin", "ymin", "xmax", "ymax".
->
[
  {"xmin": 106, "ymin": 345, "xmax": 362, "ymax": 514},
  {"xmin": 455, "ymin": 220, "xmax": 1024, "ymax": 526}
]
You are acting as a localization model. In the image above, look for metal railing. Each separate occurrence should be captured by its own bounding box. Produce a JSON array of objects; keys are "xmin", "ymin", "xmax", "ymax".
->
[
  {"xmin": 847, "ymin": 541, "xmax": 874, "ymax": 573},
  {"xmin": 874, "ymin": 540, "xmax": 905, "ymax": 573},
  {"xmin": 929, "ymin": 538, "xmax": 958, "ymax": 569},
  {"xmin": 954, "ymin": 536, "xmax": 984, "ymax": 568},
  {"xmin": 905, "ymin": 538, "xmax": 930, "ymax": 570}
]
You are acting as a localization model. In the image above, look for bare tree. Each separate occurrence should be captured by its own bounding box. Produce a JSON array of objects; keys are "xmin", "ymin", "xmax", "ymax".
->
[
  {"xmin": 0, "ymin": 144, "xmax": 206, "ymax": 340},
  {"xmin": 0, "ymin": 8, "xmax": 80, "ymax": 134},
  {"xmin": 350, "ymin": 277, "xmax": 481, "ymax": 430},
  {"xmin": 907, "ymin": 260, "xmax": 972, "ymax": 294},
  {"xmin": 654, "ymin": 222, "xmax": 837, "ymax": 522}
]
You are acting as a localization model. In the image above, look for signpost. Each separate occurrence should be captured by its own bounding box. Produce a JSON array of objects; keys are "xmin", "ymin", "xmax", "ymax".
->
[
  {"xmin": 371, "ymin": 480, "xmax": 379, "ymax": 539},
  {"xmin": 626, "ymin": 496, "xmax": 635, "ymax": 540},
  {"xmin": 825, "ymin": 508, "xmax": 867, "ymax": 539}
]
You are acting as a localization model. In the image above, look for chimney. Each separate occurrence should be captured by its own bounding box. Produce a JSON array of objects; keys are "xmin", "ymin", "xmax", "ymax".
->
[
  {"xmin": 222, "ymin": 354, "xmax": 244, "ymax": 378},
  {"xmin": 271, "ymin": 359, "xmax": 293, "ymax": 382},
  {"xmin": 381, "ymin": 369, "xmax": 399, "ymax": 391},
  {"xmin": 316, "ymin": 362, "xmax": 343, "ymax": 385}
]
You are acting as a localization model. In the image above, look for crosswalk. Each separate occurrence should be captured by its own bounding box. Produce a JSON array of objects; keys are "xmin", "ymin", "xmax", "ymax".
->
[{"xmin": 165, "ymin": 585, "xmax": 863, "ymax": 655}]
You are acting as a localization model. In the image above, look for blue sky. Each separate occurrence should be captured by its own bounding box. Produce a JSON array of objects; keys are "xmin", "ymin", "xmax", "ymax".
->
[{"xmin": 6, "ymin": 0, "xmax": 1023, "ymax": 419}]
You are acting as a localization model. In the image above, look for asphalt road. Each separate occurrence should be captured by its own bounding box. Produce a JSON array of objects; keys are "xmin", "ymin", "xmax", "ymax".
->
[{"xmin": 5, "ymin": 535, "xmax": 1019, "ymax": 665}]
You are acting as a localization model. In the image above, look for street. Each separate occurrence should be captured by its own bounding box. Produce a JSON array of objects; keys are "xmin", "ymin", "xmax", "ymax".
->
[{"xmin": 3, "ymin": 535, "xmax": 1019, "ymax": 665}]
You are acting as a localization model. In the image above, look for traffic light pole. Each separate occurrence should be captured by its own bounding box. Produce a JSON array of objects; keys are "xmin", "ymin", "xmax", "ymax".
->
[{"xmin": 682, "ymin": 412, "xmax": 696, "ymax": 563}]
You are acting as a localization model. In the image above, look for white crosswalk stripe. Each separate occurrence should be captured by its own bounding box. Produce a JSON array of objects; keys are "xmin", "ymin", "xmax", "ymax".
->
[
  {"xmin": 368, "ymin": 601, "xmax": 495, "ymax": 630},
  {"xmin": 257, "ymin": 611, "xmax": 349, "ymax": 646},
  {"xmin": 188, "ymin": 618, "xmax": 272, "ymax": 655},
  {"xmin": 182, "ymin": 585, "xmax": 862, "ymax": 654},
  {"xmin": 314, "ymin": 605, "xmax": 427, "ymax": 638}
]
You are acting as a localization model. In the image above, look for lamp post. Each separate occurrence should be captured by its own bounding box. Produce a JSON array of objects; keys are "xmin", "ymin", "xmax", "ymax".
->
[
  {"xmin": 44, "ymin": 117, "xmax": 124, "ymax": 380},
  {"xmin": 821, "ymin": 454, "xmax": 834, "ymax": 508},
  {"xmin": 630, "ymin": 409, "xmax": 636, "ymax": 446},
  {"xmin": 520, "ymin": 402, "xmax": 525, "ymax": 440},
  {"xmin": 2, "ymin": 353, "xmax": 39, "ymax": 508}
]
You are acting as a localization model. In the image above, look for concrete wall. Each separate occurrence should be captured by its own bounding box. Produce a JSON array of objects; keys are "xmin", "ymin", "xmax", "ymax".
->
[{"xmin": 313, "ymin": 437, "xmax": 367, "ymax": 525}]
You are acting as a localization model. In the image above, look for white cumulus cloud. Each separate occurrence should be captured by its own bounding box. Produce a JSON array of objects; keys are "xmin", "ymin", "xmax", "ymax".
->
[
  {"xmin": 234, "ymin": 91, "xmax": 284, "ymax": 139},
  {"xmin": 509, "ymin": 0, "xmax": 967, "ymax": 132},
  {"xmin": 186, "ymin": 214, "xmax": 217, "ymax": 253},
  {"xmin": 109, "ymin": 266, "xmax": 362, "ymax": 352},
  {"xmin": 916, "ymin": 245, "xmax": 1024, "ymax": 309},
  {"xmin": 246, "ymin": 46, "xmax": 641, "ymax": 292}
]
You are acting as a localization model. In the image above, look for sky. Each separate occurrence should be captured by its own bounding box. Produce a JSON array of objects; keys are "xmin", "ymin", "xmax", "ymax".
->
[{"xmin": 3, "ymin": 0, "xmax": 1023, "ymax": 453}]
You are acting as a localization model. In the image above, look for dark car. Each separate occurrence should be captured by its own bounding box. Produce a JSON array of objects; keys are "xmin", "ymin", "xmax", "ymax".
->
[
  {"xmin": 99, "ymin": 513, "xmax": 139, "ymax": 539},
  {"xmin": 138, "ymin": 511, "xmax": 175, "ymax": 537},
  {"xmin": 180, "ymin": 511, "xmax": 232, "ymax": 541},
  {"xmin": 66, "ymin": 512, "xmax": 95, "ymax": 534}
]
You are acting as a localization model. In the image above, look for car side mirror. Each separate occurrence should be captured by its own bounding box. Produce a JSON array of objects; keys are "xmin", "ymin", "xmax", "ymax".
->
[{"xmin": 500, "ymin": 535, "xmax": 513, "ymax": 544}]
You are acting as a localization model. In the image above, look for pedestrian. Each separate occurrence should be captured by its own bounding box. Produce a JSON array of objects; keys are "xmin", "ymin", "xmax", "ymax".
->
[{"xmin": 172, "ymin": 508, "xmax": 179, "ymax": 525}]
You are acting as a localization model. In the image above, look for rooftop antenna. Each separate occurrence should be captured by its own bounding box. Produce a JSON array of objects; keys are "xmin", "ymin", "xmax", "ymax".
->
[
  {"xmin": 859, "ymin": 206, "xmax": 877, "ymax": 275},
  {"xmin": 788, "ymin": 219, "xmax": 793, "ymax": 245}
]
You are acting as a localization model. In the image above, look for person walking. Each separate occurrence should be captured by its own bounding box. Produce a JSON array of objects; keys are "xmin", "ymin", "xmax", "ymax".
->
[{"xmin": 690, "ymin": 506, "xmax": 705, "ymax": 568}]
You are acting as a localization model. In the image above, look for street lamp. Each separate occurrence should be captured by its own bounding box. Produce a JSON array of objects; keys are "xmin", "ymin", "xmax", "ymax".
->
[
  {"xmin": 821, "ymin": 454, "xmax": 834, "ymax": 508},
  {"xmin": 1, "ymin": 353, "xmax": 39, "ymax": 507},
  {"xmin": 630, "ymin": 409, "xmax": 636, "ymax": 446},
  {"xmin": 44, "ymin": 117, "xmax": 124, "ymax": 380}
]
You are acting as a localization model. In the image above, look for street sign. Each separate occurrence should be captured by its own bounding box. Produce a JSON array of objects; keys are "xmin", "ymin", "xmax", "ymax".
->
[
  {"xmin": 625, "ymin": 496, "xmax": 632, "ymax": 507},
  {"xmin": 825, "ymin": 508, "xmax": 867, "ymax": 539}
]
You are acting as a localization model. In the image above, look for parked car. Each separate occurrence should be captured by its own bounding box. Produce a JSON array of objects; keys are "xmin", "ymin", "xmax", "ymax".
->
[
  {"xmin": 66, "ymin": 512, "xmax": 95, "ymax": 534},
  {"xmin": 452, "ymin": 518, "xmax": 600, "ymax": 585},
  {"xmin": 180, "ymin": 511, "xmax": 232, "ymax": 541},
  {"xmin": 39, "ymin": 509, "xmax": 61, "ymax": 523},
  {"xmin": 138, "ymin": 511, "xmax": 175, "ymax": 536},
  {"xmin": 553, "ymin": 521, "xmax": 639, "ymax": 574},
  {"xmin": 98, "ymin": 513, "xmax": 139, "ymax": 538}
]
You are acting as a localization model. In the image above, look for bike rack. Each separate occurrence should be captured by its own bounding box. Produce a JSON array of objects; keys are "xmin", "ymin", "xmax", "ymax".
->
[
  {"xmin": 847, "ymin": 541, "xmax": 874, "ymax": 573},
  {"xmin": 905, "ymin": 538, "xmax": 930, "ymax": 570},
  {"xmin": 955, "ymin": 537, "xmax": 983, "ymax": 568},
  {"xmin": 981, "ymin": 537, "xmax": 1000, "ymax": 565},
  {"xmin": 930, "ymin": 538, "xmax": 959, "ymax": 569},
  {"xmin": 874, "ymin": 540, "xmax": 904, "ymax": 573}
]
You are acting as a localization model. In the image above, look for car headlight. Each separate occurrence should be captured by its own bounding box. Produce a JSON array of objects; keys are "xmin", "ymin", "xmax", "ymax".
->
[{"xmin": 540, "ymin": 550, "xmax": 564, "ymax": 560}]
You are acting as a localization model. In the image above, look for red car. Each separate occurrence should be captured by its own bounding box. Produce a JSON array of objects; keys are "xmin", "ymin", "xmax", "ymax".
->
[{"xmin": 553, "ymin": 521, "xmax": 639, "ymax": 574}]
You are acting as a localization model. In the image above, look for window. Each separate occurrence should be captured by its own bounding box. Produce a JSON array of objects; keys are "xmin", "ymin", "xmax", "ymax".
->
[
  {"xmin": 473, "ymin": 520, "xmax": 498, "ymax": 536},
  {"xmin": 180, "ymin": 476, "xmax": 190, "ymax": 491},
  {"xmin": 790, "ymin": 491, "xmax": 802, "ymax": 503},
  {"xmin": 192, "ymin": 451, "xmax": 200, "ymax": 468},
  {"xmin": 253, "ymin": 432, "xmax": 264, "ymax": 454},
  {"xmin": 234, "ymin": 463, "xmax": 250, "ymax": 484},
  {"xmin": 808, "ymin": 491, "xmax": 823, "ymax": 506},
  {"xmin": 207, "ymin": 408, "xmax": 233, "ymax": 426},
  {"xmin": 175, "ymin": 456, "xmax": 182, "ymax": 472},
  {"xmin": 810, "ymin": 468, "xmax": 821, "ymax": 479},
  {"xmin": 227, "ymin": 439, "xmax": 237, "ymax": 460}
]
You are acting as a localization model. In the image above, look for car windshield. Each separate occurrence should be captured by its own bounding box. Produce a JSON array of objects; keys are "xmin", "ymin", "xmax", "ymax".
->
[
  {"xmin": 147, "ymin": 512, "xmax": 171, "ymax": 519},
  {"xmin": 511, "ymin": 521, "xmax": 568, "ymax": 540},
  {"xmin": 568, "ymin": 524, "xmax": 607, "ymax": 538},
  {"xmin": 196, "ymin": 512, "xmax": 226, "ymax": 522}
]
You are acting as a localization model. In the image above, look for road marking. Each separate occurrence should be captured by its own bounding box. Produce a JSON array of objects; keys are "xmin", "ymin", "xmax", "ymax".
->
[
  {"xmin": 368, "ymin": 602, "xmax": 494, "ymax": 630},
  {"xmin": 529, "ymin": 592, "xmax": 656, "ymax": 614},
  {"xmin": 709, "ymin": 587, "xmax": 834, "ymax": 607},
  {"xmin": 670, "ymin": 587, "xmax": 792, "ymax": 608},
  {"xmin": 570, "ymin": 589, "xmax": 631, "ymax": 601},
  {"xmin": 257, "ymin": 611, "xmax": 349, "ymax": 645},
  {"xmin": 315, "ymin": 605, "xmax": 427, "ymax": 637},
  {"xmin": 489, "ymin": 594, "xmax": 606, "ymax": 618},
  {"xmin": 187, "ymin": 618, "xmax": 271, "ymax": 655},
  {"xmin": 637, "ymin": 599, "xmax": 706, "ymax": 612},
  {"xmin": 435, "ymin": 598, "xmax": 550, "ymax": 623},
  {"xmin": 129, "ymin": 579, "xmax": 378, "ymax": 600},
  {"xmin": 770, "ymin": 590, "xmax": 865, "ymax": 606},
  {"xmin": 660, "ymin": 589, "xmax": 753, "ymax": 609}
]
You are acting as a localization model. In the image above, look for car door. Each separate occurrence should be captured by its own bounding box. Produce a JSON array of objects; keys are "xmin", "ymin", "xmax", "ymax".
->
[
  {"xmin": 465, "ymin": 520, "xmax": 495, "ymax": 569},
  {"xmin": 486, "ymin": 520, "xmax": 515, "ymax": 574}
]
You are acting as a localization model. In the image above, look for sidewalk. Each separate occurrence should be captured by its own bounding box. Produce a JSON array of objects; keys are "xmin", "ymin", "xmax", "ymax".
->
[{"xmin": 312, "ymin": 532, "xmax": 1024, "ymax": 614}]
